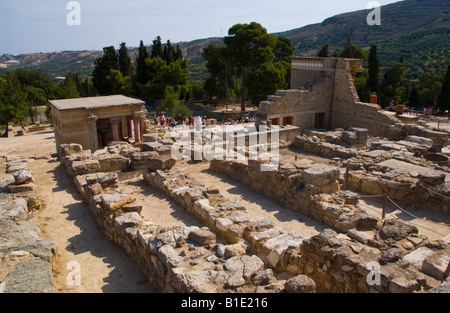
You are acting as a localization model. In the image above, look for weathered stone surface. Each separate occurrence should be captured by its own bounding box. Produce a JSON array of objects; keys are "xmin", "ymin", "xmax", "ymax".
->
[
  {"xmin": 95, "ymin": 172, "xmax": 119, "ymax": 186},
  {"xmin": 225, "ymin": 255, "xmax": 265, "ymax": 287},
  {"xmin": 301, "ymin": 164, "xmax": 340, "ymax": 186},
  {"xmin": 114, "ymin": 212, "xmax": 143, "ymax": 229},
  {"xmin": 379, "ymin": 219, "xmax": 419, "ymax": 241},
  {"xmin": 13, "ymin": 168, "xmax": 33, "ymax": 185},
  {"xmin": 284, "ymin": 275, "xmax": 316, "ymax": 293},
  {"xmin": 96, "ymin": 154, "xmax": 129, "ymax": 172},
  {"xmin": 224, "ymin": 243, "xmax": 246, "ymax": 258},
  {"xmin": 71, "ymin": 159, "xmax": 100, "ymax": 176},
  {"xmin": 176, "ymin": 270, "xmax": 218, "ymax": 293},
  {"xmin": 188, "ymin": 228, "xmax": 216, "ymax": 246},
  {"xmin": 252, "ymin": 269, "xmax": 275, "ymax": 286},
  {"xmin": 59, "ymin": 143, "xmax": 84, "ymax": 157},
  {"xmin": 0, "ymin": 239, "xmax": 56, "ymax": 262},
  {"xmin": 0, "ymin": 195, "xmax": 28, "ymax": 223},
  {"xmin": 131, "ymin": 151, "xmax": 176, "ymax": 171},
  {"xmin": 388, "ymin": 276, "xmax": 419, "ymax": 293},
  {"xmin": 405, "ymin": 136, "xmax": 433, "ymax": 149},
  {"xmin": 402, "ymin": 246, "xmax": 435, "ymax": 269},
  {"xmin": 381, "ymin": 247, "xmax": 404, "ymax": 264},
  {"xmin": 421, "ymin": 249, "xmax": 450, "ymax": 281},
  {"xmin": 100, "ymin": 193, "xmax": 135, "ymax": 211},
  {"xmin": 158, "ymin": 245, "xmax": 182, "ymax": 268},
  {"xmin": 1, "ymin": 258, "xmax": 56, "ymax": 293}
]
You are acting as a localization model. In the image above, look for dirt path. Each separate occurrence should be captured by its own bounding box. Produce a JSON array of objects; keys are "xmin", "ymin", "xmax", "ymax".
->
[
  {"xmin": 1, "ymin": 128, "xmax": 154, "ymax": 293},
  {"xmin": 174, "ymin": 161, "xmax": 327, "ymax": 237}
]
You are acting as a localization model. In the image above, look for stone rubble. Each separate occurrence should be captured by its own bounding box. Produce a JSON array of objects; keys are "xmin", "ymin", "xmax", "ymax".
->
[{"xmin": 50, "ymin": 137, "xmax": 449, "ymax": 293}]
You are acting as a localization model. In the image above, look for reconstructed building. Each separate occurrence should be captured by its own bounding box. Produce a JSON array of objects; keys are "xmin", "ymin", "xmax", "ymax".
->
[
  {"xmin": 49, "ymin": 95, "xmax": 147, "ymax": 152},
  {"xmin": 256, "ymin": 57, "xmax": 399, "ymax": 137}
]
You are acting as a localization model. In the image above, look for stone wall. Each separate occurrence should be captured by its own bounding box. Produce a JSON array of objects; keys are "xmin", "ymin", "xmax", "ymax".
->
[
  {"xmin": 208, "ymin": 158, "xmax": 450, "ymax": 292},
  {"xmin": 54, "ymin": 141, "xmax": 450, "ymax": 293},
  {"xmin": 0, "ymin": 156, "xmax": 56, "ymax": 293},
  {"xmin": 257, "ymin": 58, "xmax": 401, "ymax": 138}
]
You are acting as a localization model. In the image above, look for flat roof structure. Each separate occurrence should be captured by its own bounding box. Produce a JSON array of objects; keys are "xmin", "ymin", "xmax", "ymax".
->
[
  {"xmin": 49, "ymin": 95, "xmax": 147, "ymax": 152},
  {"xmin": 49, "ymin": 95, "xmax": 145, "ymax": 111}
]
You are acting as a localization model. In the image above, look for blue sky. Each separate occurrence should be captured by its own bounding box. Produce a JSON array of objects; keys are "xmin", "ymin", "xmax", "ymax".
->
[{"xmin": 0, "ymin": 0, "xmax": 402, "ymax": 55}]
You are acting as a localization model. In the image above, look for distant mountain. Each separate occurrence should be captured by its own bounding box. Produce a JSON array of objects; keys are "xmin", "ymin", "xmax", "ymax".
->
[
  {"xmin": 274, "ymin": 0, "xmax": 450, "ymax": 79},
  {"xmin": 1, "ymin": 0, "xmax": 449, "ymax": 81}
]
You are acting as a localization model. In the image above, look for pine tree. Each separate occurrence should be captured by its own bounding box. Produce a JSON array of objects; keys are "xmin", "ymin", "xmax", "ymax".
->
[
  {"xmin": 118, "ymin": 42, "xmax": 132, "ymax": 78},
  {"xmin": 366, "ymin": 44, "xmax": 380, "ymax": 93},
  {"xmin": 92, "ymin": 46, "xmax": 118, "ymax": 96},
  {"xmin": 0, "ymin": 72, "xmax": 29, "ymax": 136},
  {"xmin": 438, "ymin": 65, "xmax": 450, "ymax": 111}
]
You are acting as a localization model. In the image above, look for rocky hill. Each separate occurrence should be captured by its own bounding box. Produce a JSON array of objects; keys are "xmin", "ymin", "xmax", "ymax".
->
[{"xmin": 1, "ymin": 0, "xmax": 448, "ymax": 80}]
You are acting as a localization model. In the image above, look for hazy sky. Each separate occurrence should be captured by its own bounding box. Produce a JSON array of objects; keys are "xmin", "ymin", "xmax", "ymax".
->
[{"xmin": 0, "ymin": 0, "xmax": 402, "ymax": 55}]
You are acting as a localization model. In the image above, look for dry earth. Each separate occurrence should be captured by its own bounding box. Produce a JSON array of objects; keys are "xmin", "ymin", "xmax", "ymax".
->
[{"xmin": 0, "ymin": 127, "xmax": 153, "ymax": 293}]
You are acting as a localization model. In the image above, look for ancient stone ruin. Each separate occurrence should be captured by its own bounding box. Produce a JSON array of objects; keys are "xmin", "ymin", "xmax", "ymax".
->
[
  {"xmin": 1, "ymin": 57, "xmax": 449, "ymax": 294},
  {"xmin": 47, "ymin": 126, "xmax": 450, "ymax": 293}
]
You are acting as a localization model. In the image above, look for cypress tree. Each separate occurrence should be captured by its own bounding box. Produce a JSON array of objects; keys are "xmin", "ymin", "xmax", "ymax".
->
[
  {"xmin": 366, "ymin": 44, "xmax": 380, "ymax": 93},
  {"xmin": 118, "ymin": 42, "xmax": 132, "ymax": 77},
  {"xmin": 317, "ymin": 44, "xmax": 329, "ymax": 58},
  {"xmin": 438, "ymin": 65, "xmax": 450, "ymax": 111},
  {"xmin": 135, "ymin": 40, "xmax": 150, "ymax": 85},
  {"xmin": 151, "ymin": 36, "xmax": 163, "ymax": 59}
]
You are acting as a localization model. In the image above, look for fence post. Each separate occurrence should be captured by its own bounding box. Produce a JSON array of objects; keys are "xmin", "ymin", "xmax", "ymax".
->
[
  {"xmin": 382, "ymin": 192, "xmax": 387, "ymax": 220},
  {"xmin": 344, "ymin": 165, "xmax": 349, "ymax": 190}
]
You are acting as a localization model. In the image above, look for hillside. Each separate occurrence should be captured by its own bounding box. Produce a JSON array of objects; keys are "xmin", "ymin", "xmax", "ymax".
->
[
  {"xmin": 275, "ymin": 0, "xmax": 450, "ymax": 79},
  {"xmin": 1, "ymin": 0, "xmax": 449, "ymax": 81}
]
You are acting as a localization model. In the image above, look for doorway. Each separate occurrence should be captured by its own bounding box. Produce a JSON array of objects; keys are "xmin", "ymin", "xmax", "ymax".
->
[{"xmin": 315, "ymin": 113, "xmax": 325, "ymax": 129}]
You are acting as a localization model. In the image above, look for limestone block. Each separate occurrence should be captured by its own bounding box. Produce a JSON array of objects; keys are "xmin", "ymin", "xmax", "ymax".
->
[
  {"xmin": 0, "ymin": 195, "xmax": 28, "ymax": 222},
  {"xmin": 71, "ymin": 159, "xmax": 100, "ymax": 176},
  {"xmin": 59, "ymin": 143, "xmax": 83, "ymax": 157},
  {"xmin": 405, "ymin": 136, "xmax": 433, "ymax": 149},
  {"xmin": 175, "ymin": 270, "xmax": 219, "ymax": 293},
  {"xmin": 193, "ymin": 199, "xmax": 215, "ymax": 221},
  {"xmin": 13, "ymin": 168, "xmax": 33, "ymax": 185},
  {"xmin": 402, "ymin": 246, "xmax": 434, "ymax": 269},
  {"xmin": 284, "ymin": 275, "xmax": 316, "ymax": 293},
  {"xmin": 250, "ymin": 227, "xmax": 284, "ymax": 246},
  {"xmin": 301, "ymin": 164, "xmax": 340, "ymax": 186},
  {"xmin": 216, "ymin": 218, "xmax": 234, "ymax": 233},
  {"xmin": 9, "ymin": 183, "xmax": 35, "ymax": 194},
  {"xmin": 188, "ymin": 228, "xmax": 216, "ymax": 246},
  {"xmin": 158, "ymin": 245, "xmax": 182, "ymax": 268},
  {"xmin": 96, "ymin": 154, "xmax": 129, "ymax": 172},
  {"xmin": 252, "ymin": 269, "xmax": 275, "ymax": 286},
  {"xmin": 113, "ymin": 212, "xmax": 143, "ymax": 229},
  {"xmin": 6, "ymin": 162, "xmax": 28, "ymax": 173},
  {"xmin": 421, "ymin": 249, "xmax": 450, "ymax": 281},
  {"xmin": 95, "ymin": 172, "xmax": 119, "ymax": 186},
  {"xmin": 224, "ymin": 243, "xmax": 247, "ymax": 258},
  {"xmin": 100, "ymin": 193, "xmax": 135, "ymax": 211},
  {"xmin": 378, "ymin": 219, "xmax": 419, "ymax": 241},
  {"xmin": 388, "ymin": 276, "xmax": 419, "ymax": 293},
  {"xmin": 1, "ymin": 257, "xmax": 56, "ymax": 293}
]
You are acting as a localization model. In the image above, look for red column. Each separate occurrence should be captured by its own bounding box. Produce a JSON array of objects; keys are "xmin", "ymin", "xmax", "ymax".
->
[
  {"xmin": 133, "ymin": 118, "xmax": 141, "ymax": 142},
  {"xmin": 128, "ymin": 117, "xmax": 134, "ymax": 139},
  {"xmin": 110, "ymin": 119, "xmax": 120, "ymax": 142}
]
